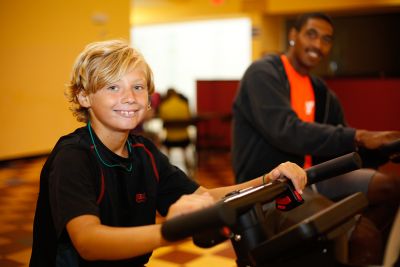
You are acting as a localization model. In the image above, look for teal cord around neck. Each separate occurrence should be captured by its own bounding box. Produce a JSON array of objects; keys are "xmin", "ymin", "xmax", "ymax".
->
[{"xmin": 87, "ymin": 121, "xmax": 133, "ymax": 172}]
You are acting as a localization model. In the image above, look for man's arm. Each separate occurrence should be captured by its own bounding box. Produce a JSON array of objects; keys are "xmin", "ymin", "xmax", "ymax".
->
[{"xmin": 242, "ymin": 61, "xmax": 355, "ymax": 157}]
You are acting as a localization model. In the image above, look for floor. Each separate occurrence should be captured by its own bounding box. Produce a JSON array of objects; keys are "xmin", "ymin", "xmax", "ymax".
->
[{"xmin": 0, "ymin": 149, "xmax": 238, "ymax": 267}]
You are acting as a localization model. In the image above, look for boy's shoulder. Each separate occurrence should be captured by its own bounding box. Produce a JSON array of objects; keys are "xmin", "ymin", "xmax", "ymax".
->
[
  {"xmin": 41, "ymin": 127, "xmax": 94, "ymax": 177},
  {"xmin": 54, "ymin": 127, "xmax": 91, "ymax": 152}
]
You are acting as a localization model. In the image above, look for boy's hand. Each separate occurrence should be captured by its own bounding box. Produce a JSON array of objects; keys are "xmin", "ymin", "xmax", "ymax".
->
[
  {"xmin": 166, "ymin": 192, "xmax": 215, "ymax": 220},
  {"xmin": 267, "ymin": 161, "xmax": 307, "ymax": 194}
]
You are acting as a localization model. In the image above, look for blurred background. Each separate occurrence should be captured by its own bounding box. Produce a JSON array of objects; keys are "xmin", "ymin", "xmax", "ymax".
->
[{"xmin": 0, "ymin": 0, "xmax": 399, "ymax": 161}]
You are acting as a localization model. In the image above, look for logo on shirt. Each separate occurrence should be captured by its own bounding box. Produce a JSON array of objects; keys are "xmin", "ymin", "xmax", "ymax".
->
[
  {"xmin": 135, "ymin": 193, "xmax": 147, "ymax": 203},
  {"xmin": 305, "ymin": 101, "xmax": 315, "ymax": 115}
]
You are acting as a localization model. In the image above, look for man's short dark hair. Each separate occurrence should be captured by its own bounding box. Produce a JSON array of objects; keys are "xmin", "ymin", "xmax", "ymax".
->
[{"xmin": 293, "ymin": 12, "xmax": 334, "ymax": 31}]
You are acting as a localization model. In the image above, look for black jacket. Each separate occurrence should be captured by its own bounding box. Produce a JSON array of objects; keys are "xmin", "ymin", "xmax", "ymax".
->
[{"xmin": 232, "ymin": 54, "xmax": 356, "ymax": 183}]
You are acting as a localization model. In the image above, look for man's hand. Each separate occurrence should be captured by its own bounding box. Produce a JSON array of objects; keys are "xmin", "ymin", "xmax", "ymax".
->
[{"xmin": 356, "ymin": 130, "xmax": 400, "ymax": 150}]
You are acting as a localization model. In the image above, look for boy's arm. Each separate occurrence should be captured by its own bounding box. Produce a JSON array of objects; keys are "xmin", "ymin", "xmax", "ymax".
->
[
  {"xmin": 67, "ymin": 193, "xmax": 215, "ymax": 261},
  {"xmin": 195, "ymin": 161, "xmax": 307, "ymax": 200},
  {"xmin": 67, "ymin": 215, "xmax": 165, "ymax": 260},
  {"xmin": 66, "ymin": 162, "xmax": 305, "ymax": 261}
]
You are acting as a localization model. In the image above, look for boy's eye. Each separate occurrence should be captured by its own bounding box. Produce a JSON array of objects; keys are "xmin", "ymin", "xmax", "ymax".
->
[
  {"xmin": 108, "ymin": 85, "xmax": 118, "ymax": 91},
  {"xmin": 133, "ymin": 85, "xmax": 145, "ymax": 91}
]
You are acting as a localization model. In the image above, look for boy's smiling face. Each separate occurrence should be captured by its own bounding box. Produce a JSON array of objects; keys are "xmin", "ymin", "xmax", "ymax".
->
[{"xmin": 79, "ymin": 66, "xmax": 149, "ymax": 134}]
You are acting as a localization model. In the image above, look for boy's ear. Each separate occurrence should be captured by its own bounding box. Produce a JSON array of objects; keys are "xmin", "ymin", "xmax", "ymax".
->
[{"xmin": 77, "ymin": 91, "xmax": 91, "ymax": 108}]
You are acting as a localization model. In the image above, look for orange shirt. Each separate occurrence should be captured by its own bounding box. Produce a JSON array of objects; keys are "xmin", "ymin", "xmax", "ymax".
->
[{"xmin": 281, "ymin": 54, "xmax": 315, "ymax": 168}]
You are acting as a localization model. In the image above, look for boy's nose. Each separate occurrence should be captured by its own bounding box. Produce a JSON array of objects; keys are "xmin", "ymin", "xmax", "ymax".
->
[{"xmin": 121, "ymin": 89, "xmax": 136, "ymax": 103}]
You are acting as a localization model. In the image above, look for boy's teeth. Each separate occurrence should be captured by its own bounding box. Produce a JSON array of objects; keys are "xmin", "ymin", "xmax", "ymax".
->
[{"xmin": 120, "ymin": 110, "xmax": 135, "ymax": 116}]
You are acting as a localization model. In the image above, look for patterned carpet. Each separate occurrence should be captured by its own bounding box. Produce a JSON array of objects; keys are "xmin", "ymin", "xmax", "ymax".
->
[
  {"xmin": 0, "ymin": 150, "xmax": 237, "ymax": 267},
  {"xmin": 0, "ymin": 158, "xmax": 42, "ymax": 267}
]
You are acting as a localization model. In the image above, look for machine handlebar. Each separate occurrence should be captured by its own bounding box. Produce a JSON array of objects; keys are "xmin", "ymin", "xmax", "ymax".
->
[
  {"xmin": 306, "ymin": 152, "xmax": 362, "ymax": 184},
  {"xmin": 161, "ymin": 152, "xmax": 362, "ymax": 242}
]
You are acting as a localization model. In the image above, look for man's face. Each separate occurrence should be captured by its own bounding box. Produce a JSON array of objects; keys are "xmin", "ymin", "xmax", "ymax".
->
[{"xmin": 292, "ymin": 18, "xmax": 334, "ymax": 70}]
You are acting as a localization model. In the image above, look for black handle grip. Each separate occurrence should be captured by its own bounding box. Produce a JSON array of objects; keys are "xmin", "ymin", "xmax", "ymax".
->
[
  {"xmin": 306, "ymin": 152, "xmax": 362, "ymax": 185},
  {"xmin": 379, "ymin": 139, "xmax": 400, "ymax": 163},
  {"xmin": 379, "ymin": 139, "xmax": 400, "ymax": 154},
  {"xmin": 161, "ymin": 202, "xmax": 236, "ymax": 242}
]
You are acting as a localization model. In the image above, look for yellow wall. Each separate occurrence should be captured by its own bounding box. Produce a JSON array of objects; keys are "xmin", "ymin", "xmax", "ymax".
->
[
  {"xmin": 0, "ymin": 0, "xmax": 130, "ymax": 160},
  {"xmin": 131, "ymin": 0, "xmax": 244, "ymax": 26}
]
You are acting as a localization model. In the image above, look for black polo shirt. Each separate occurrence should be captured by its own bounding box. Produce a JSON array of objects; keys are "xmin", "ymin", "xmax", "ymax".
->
[{"xmin": 30, "ymin": 127, "xmax": 199, "ymax": 267}]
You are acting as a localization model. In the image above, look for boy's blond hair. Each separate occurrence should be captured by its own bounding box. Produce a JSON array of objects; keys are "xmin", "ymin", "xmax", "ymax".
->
[{"xmin": 66, "ymin": 39, "xmax": 155, "ymax": 122}]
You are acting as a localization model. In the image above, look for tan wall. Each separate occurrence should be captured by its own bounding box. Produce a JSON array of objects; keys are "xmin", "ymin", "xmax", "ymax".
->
[{"xmin": 0, "ymin": 0, "xmax": 130, "ymax": 160}]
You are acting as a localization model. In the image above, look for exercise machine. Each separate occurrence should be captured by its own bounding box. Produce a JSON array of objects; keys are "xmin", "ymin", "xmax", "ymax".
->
[
  {"xmin": 162, "ymin": 152, "xmax": 365, "ymax": 266},
  {"xmin": 162, "ymin": 139, "xmax": 400, "ymax": 266}
]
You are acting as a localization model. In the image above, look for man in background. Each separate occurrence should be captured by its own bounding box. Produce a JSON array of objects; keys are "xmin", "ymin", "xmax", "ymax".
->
[{"xmin": 232, "ymin": 12, "xmax": 400, "ymax": 265}]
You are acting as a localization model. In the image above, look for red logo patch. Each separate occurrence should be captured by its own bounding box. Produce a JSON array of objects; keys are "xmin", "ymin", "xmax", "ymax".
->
[{"xmin": 135, "ymin": 193, "xmax": 147, "ymax": 203}]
